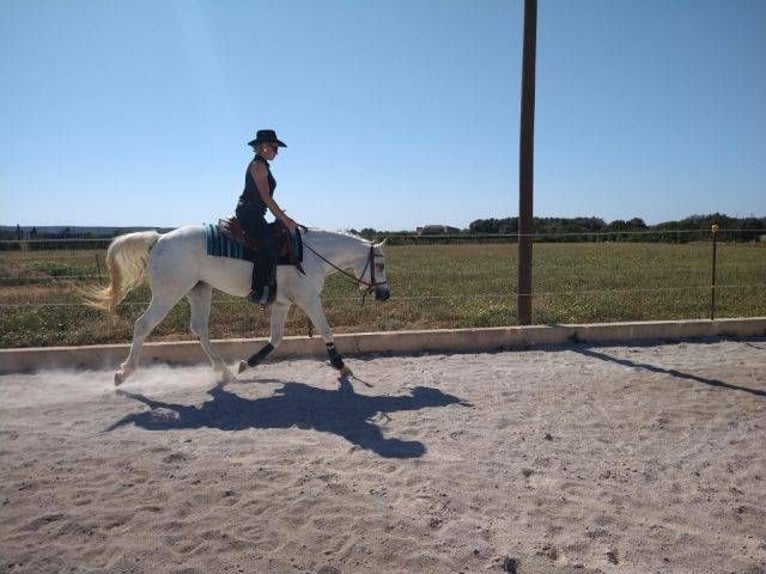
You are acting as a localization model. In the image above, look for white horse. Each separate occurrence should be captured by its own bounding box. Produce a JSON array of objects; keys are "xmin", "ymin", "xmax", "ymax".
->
[{"xmin": 87, "ymin": 225, "xmax": 390, "ymax": 386}]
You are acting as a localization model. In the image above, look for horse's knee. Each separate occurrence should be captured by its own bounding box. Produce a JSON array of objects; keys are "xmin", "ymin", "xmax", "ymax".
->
[
  {"xmin": 133, "ymin": 309, "xmax": 164, "ymax": 340},
  {"xmin": 268, "ymin": 303, "xmax": 290, "ymax": 343},
  {"xmin": 132, "ymin": 317, "xmax": 152, "ymax": 339}
]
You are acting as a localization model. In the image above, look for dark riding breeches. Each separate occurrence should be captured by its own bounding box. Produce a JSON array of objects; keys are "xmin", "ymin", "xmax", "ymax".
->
[{"xmin": 235, "ymin": 208, "xmax": 276, "ymax": 296}]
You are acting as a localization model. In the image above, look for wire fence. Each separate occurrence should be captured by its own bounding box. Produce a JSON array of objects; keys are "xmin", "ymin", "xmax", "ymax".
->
[{"xmin": 1, "ymin": 228, "xmax": 764, "ymax": 348}]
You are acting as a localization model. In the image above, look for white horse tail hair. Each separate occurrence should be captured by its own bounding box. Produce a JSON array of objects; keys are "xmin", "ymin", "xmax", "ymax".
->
[{"xmin": 85, "ymin": 231, "xmax": 161, "ymax": 314}]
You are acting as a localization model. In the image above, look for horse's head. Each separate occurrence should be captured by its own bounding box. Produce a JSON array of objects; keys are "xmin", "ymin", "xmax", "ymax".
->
[
  {"xmin": 355, "ymin": 240, "xmax": 390, "ymax": 301},
  {"xmin": 303, "ymin": 230, "xmax": 391, "ymax": 301}
]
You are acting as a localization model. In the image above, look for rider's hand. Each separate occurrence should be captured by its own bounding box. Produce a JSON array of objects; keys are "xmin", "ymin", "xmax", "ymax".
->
[{"xmin": 282, "ymin": 216, "xmax": 299, "ymax": 231}]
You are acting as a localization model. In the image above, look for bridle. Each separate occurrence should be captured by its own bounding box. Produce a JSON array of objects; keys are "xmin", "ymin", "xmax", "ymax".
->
[
  {"xmin": 361, "ymin": 244, "xmax": 389, "ymax": 295},
  {"xmin": 303, "ymin": 242, "xmax": 388, "ymax": 297}
]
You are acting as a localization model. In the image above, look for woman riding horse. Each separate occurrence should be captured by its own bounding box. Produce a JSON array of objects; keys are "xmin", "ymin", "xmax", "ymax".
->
[{"xmin": 236, "ymin": 129, "xmax": 298, "ymax": 306}]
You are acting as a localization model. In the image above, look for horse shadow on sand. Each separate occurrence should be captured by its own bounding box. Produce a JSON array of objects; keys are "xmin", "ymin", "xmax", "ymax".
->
[{"xmin": 107, "ymin": 377, "xmax": 471, "ymax": 459}]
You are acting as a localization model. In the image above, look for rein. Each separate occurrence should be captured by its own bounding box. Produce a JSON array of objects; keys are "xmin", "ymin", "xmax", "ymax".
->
[{"xmin": 302, "ymin": 241, "xmax": 386, "ymax": 296}]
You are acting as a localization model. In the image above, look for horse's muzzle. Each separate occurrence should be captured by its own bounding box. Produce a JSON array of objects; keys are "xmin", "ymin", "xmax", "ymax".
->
[{"xmin": 375, "ymin": 286, "xmax": 390, "ymax": 301}]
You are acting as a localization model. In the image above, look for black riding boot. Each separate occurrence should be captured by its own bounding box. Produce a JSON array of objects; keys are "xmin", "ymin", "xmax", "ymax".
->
[
  {"xmin": 236, "ymin": 211, "xmax": 277, "ymax": 306},
  {"xmin": 249, "ymin": 249, "xmax": 276, "ymax": 305}
]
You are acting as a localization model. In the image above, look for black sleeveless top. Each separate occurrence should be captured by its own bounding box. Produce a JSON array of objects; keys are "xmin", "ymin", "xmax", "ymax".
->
[{"xmin": 237, "ymin": 155, "xmax": 276, "ymax": 217}]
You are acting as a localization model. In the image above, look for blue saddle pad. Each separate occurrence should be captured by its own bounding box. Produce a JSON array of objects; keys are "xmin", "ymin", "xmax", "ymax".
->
[
  {"xmin": 205, "ymin": 224, "xmax": 247, "ymax": 260},
  {"xmin": 204, "ymin": 223, "xmax": 303, "ymax": 266}
]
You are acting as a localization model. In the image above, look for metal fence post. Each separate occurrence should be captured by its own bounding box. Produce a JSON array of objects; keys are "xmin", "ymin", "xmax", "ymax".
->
[
  {"xmin": 95, "ymin": 254, "xmax": 103, "ymax": 286},
  {"xmin": 518, "ymin": 0, "xmax": 537, "ymax": 325},
  {"xmin": 710, "ymin": 224, "xmax": 719, "ymax": 320}
]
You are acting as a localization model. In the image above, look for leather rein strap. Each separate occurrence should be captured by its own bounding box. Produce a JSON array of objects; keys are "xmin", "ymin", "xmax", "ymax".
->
[{"xmin": 302, "ymin": 242, "xmax": 385, "ymax": 294}]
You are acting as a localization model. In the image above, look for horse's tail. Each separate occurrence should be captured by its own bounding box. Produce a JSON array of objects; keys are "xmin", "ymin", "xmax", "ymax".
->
[{"xmin": 84, "ymin": 231, "xmax": 161, "ymax": 314}]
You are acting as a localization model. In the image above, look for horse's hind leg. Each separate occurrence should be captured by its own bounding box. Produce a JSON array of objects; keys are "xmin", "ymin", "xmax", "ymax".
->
[
  {"xmin": 188, "ymin": 282, "xmax": 234, "ymax": 384},
  {"xmin": 238, "ymin": 300, "xmax": 291, "ymax": 374},
  {"xmin": 115, "ymin": 294, "xmax": 179, "ymax": 386}
]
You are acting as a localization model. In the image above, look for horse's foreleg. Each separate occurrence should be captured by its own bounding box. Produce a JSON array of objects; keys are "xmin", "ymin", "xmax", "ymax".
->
[
  {"xmin": 299, "ymin": 296, "xmax": 351, "ymax": 376},
  {"xmin": 239, "ymin": 342, "xmax": 274, "ymax": 373},
  {"xmin": 238, "ymin": 300, "xmax": 290, "ymax": 374},
  {"xmin": 325, "ymin": 341, "xmax": 346, "ymax": 371},
  {"xmin": 188, "ymin": 282, "xmax": 234, "ymax": 384}
]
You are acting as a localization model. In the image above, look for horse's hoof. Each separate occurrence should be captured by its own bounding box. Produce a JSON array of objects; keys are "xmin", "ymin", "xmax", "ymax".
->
[
  {"xmin": 218, "ymin": 368, "xmax": 236, "ymax": 387},
  {"xmin": 237, "ymin": 360, "xmax": 248, "ymax": 375},
  {"xmin": 114, "ymin": 371, "xmax": 125, "ymax": 387}
]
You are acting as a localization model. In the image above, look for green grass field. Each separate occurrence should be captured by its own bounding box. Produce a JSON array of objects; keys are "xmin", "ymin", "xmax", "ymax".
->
[{"xmin": 1, "ymin": 242, "xmax": 763, "ymax": 348}]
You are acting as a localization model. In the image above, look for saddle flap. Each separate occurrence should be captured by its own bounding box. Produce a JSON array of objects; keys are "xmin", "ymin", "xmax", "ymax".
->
[
  {"xmin": 218, "ymin": 217, "xmax": 257, "ymax": 250},
  {"xmin": 273, "ymin": 222, "xmax": 304, "ymax": 271},
  {"xmin": 216, "ymin": 217, "xmax": 303, "ymax": 271}
]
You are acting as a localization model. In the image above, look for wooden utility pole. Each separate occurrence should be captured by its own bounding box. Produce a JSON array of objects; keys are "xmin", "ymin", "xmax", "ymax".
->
[{"xmin": 518, "ymin": 0, "xmax": 537, "ymax": 325}]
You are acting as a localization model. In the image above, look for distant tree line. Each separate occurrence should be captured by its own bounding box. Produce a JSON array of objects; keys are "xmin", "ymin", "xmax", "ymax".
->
[
  {"xmin": 0, "ymin": 225, "xmax": 174, "ymax": 251},
  {"xmin": 352, "ymin": 214, "xmax": 766, "ymax": 244},
  {"xmin": 466, "ymin": 214, "xmax": 765, "ymax": 243},
  {"xmin": 2, "ymin": 226, "xmax": 120, "ymax": 241}
]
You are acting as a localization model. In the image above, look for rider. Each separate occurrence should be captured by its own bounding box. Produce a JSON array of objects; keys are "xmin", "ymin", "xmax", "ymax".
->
[{"xmin": 236, "ymin": 129, "xmax": 299, "ymax": 305}]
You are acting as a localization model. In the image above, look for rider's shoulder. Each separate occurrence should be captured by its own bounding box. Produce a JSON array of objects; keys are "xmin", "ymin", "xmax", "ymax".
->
[{"xmin": 249, "ymin": 156, "xmax": 269, "ymax": 175}]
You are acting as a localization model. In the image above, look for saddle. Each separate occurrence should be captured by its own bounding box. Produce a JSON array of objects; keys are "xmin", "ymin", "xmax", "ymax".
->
[{"xmin": 217, "ymin": 217, "xmax": 304, "ymax": 273}]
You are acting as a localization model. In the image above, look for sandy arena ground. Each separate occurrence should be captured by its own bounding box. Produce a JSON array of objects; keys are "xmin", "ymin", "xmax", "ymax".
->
[{"xmin": 1, "ymin": 338, "xmax": 765, "ymax": 574}]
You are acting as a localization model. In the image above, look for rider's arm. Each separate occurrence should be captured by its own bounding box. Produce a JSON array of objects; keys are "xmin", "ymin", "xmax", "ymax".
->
[{"xmin": 250, "ymin": 161, "xmax": 298, "ymax": 231}]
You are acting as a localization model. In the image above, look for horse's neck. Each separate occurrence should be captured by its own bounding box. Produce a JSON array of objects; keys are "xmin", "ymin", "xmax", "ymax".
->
[{"xmin": 307, "ymin": 230, "xmax": 367, "ymax": 268}]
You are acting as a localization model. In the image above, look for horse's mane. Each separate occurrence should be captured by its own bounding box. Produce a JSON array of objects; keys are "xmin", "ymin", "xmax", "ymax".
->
[{"xmin": 305, "ymin": 228, "xmax": 373, "ymax": 244}]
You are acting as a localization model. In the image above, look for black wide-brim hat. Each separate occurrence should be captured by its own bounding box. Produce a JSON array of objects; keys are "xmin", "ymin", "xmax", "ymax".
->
[{"xmin": 247, "ymin": 129, "xmax": 287, "ymax": 148}]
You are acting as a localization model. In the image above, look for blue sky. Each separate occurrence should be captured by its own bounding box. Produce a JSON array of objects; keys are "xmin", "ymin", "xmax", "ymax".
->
[{"xmin": 1, "ymin": 0, "xmax": 764, "ymax": 231}]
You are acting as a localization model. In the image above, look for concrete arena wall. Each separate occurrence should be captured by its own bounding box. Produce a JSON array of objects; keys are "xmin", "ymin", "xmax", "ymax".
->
[{"xmin": 1, "ymin": 318, "xmax": 765, "ymax": 374}]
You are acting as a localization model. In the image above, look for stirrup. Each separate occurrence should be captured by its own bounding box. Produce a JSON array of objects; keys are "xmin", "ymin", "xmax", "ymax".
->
[
  {"xmin": 248, "ymin": 285, "xmax": 275, "ymax": 306},
  {"xmin": 247, "ymin": 288, "xmax": 266, "ymax": 305}
]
